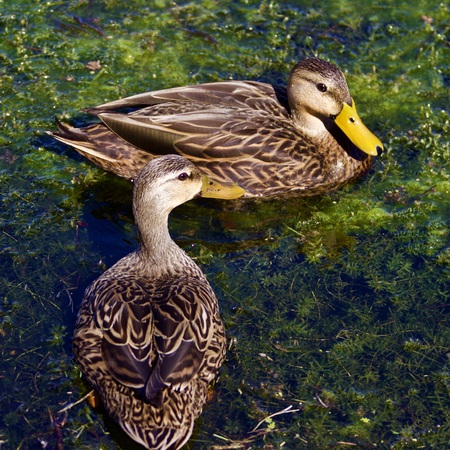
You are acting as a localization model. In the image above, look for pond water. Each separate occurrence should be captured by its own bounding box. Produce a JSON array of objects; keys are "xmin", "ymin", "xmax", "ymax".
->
[{"xmin": 0, "ymin": 1, "xmax": 449, "ymax": 449}]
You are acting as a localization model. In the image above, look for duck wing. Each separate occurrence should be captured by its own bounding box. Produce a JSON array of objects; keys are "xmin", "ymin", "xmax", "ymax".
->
[
  {"xmin": 82, "ymin": 273, "xmax": 219, "ymax": 404},
  {"xmin": 74, "ymin": 275, "xmax": 155, "ymax": 391},
  {"xmin": 144, "ymin": 276, "xmax": 219, "ymax": 404},
  {"xmin": 85, "ymin": 81, "xmax": 289, "ymax": 113},
  {"xmin": 92, "ymin": 80, "xmax": 291, "ymax": 159}
]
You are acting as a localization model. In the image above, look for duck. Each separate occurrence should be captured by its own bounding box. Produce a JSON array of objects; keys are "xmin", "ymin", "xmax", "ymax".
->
[
  {"xmin": 49, "ymin": 57, "xmax": 383, "ymax": 197},
  {"xmin": 72, "ymin": 155, "xmax": 244, "ymax": 449}
]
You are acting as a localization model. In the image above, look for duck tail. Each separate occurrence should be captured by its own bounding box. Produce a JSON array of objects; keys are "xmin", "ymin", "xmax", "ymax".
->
[
  {"xmin": 48, "ymin": 117, "xmax": 90, "ymax": 143},
  {"xmin": 46, "ymin": 117, "xmax": 151, "ymax": 180}
]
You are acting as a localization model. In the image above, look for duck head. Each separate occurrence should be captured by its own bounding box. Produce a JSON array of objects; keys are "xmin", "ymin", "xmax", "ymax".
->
[{"xmin": 287, "ymin": 57, "xmax": 383, "ymax": 156}]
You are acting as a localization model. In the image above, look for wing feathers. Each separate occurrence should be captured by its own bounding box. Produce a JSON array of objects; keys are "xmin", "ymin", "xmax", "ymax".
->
[{"xmin": 79, "ymin": 274, "xmax": 220, "ymax": 403}]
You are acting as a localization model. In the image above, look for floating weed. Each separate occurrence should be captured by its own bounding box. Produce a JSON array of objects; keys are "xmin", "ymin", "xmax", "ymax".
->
[
  {"xmin": 46, "ymin": 325, "xmax": 67, "ymax": 348},
  {"xmin": 209, "ymin": 208, "xmax": 449, "ymax": 447}
]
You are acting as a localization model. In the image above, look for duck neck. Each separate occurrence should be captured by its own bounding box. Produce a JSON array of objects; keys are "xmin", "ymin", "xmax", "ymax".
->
[
  {"xmin": 291, "ymin": 108, "xmax": 329, "ymax": 142},
  {"xmin": 134, "ymin": 207, "xmax": 187, "ymax": 276}
]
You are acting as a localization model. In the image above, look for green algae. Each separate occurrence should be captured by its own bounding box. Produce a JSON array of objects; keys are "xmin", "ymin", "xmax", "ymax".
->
[{"xmin": 1, "ymin": 0, "xmax": 449, "ymax": 448}]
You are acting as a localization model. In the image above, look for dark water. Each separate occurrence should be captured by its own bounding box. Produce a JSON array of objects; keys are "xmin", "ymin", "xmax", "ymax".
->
[{"xmin": 0, "ymin": 1, "xmax": 449, "ymax": 448}]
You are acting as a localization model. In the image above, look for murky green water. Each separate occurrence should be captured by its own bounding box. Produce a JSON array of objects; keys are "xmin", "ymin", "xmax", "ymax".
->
[{"xmin": 1, "ymin": 1, "xmax": 449, "ymax": 448}]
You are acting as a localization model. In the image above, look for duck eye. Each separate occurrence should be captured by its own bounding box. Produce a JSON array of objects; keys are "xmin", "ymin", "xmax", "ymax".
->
[
  {"xmin": 178, "ymin": 172, "xmax": 189, "ymax": 181},
  {"xmin": 316, "ymin": 83, "xmax": 327, "ymax": 92}
]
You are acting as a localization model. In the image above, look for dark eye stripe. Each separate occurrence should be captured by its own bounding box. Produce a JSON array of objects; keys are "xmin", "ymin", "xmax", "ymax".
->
[{"xmin": 316, "ymin": 83, "xmax": 327, "ymax": 92}]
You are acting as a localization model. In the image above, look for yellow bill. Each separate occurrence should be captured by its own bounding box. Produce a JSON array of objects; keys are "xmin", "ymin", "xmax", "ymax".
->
[
  {"xmin": 334, "ymin": 98, "xmax": 383, "ymax": 156},
  {"xmin": 201, "ymin": 176, "xmax": 245, "ymax": 199}
]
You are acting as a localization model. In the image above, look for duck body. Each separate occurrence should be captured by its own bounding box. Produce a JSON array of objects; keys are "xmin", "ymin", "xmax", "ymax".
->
[
  {"xmin": 51, "ymin": 58, "xmax": 383, "ymax": 197},
  {"xmin": 74, "ymin": 254, "xmax": 224, "ymax": 449},
  {"xmin": 73, "ymin": 155, "xmax": 243, "ymax": 449}
]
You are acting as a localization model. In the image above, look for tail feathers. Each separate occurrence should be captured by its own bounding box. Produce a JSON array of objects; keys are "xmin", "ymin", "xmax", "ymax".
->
[
  {"xmin": 122, "ymin": 422, "xmax": 194, "ymax": 450},
  {"xmin": 48, "ymin": 117, "xmax": 90, "ymax": 143},
  {"xmin": 47, "ymin": 118, "xmax": 110, "ymax": 159},
  {"xmin": 47, "ymin": 117, "xmax": 152, "ymax": 180}
]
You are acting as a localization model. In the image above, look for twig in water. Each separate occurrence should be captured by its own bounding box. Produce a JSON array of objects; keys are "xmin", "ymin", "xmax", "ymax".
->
[
  {"xmin": 57, "ymin": 390, "xmax": 95, "ymax": 413},
  {"xmin": 252, "ymin": 405, "xmax": 299, "ymax": 432}
]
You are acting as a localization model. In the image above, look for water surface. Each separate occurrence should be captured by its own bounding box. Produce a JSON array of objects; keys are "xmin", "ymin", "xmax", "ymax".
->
[{"xmin": 0, "ymin": 1, "xmax": 449, "ymax": 448}]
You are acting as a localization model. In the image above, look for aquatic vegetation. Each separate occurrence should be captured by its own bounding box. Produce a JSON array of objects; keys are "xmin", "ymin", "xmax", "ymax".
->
[{"xmin": 0, "ymin": 0, "xmax": 448, "ymax": 448}]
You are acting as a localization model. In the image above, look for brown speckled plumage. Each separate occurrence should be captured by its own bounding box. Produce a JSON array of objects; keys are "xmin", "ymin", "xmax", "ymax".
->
[
  {"xmin": 49, "ymin": 58, "xmax": 382, "ymax": 197},
  {"xmin": 73, "ymin": 155, "xmax": 231, "ymax": 449}
]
